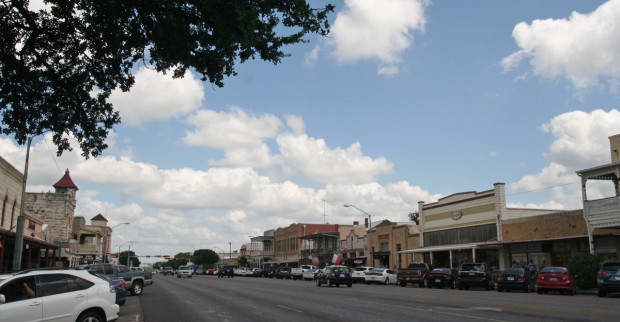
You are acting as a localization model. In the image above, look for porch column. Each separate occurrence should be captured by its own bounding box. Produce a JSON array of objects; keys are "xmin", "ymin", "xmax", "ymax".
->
[
  {"xmin": 449, "ymin": 250, "xmax": 453, "ymax": 269},
  {"xmin": 472, "ymin": 248, "xmax": 476, "ymax": 262}
]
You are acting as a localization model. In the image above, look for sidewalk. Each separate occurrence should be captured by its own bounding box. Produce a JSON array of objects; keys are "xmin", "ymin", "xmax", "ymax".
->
[{"xmin": 117, "ymin": 295, "xmax": 143, "ymax": 322}]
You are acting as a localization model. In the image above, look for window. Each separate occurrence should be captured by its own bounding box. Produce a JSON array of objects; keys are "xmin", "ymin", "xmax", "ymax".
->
[
  {"xmin": 37, "ymin": 274, "xmax": 70, "ymax": 297},
  {"xmin": 28, "ymin": 219, "xmax": 36, "ymax": 230},
  {"xmin": 424, "ymin": 231, "xmax": 439, "ymax": 247},
  {"xmin": 477, "ymin": 224, "xmax": 497, "ymax": 243},
  {"xmin": 104, "ymin": 265, "xmax": 114, "ymax": 275},
  {"xmin": 66, "ymin": 275, "xmax": 94, "ymax": 291},
  {"xmin": 440, "ymin": 229, "xmax": 457, "ymax": 245},
  {"xmin": 0, "ymin": 276, "xmax": 36, "ymax": 302},
  {"xmin": 458, "ymin": 226, "xmax": 476, "ymax": 244},
  {"xmin": 381, "ymin": 243, "xmax": 389, "ymax": 252}
]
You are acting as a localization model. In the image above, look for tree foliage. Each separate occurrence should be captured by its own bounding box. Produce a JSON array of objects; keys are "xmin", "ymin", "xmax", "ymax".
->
[
  {"xmin": 567, "ymin": 252, "xmax": 603, "ymax": 289},
  {"xmin": 193, "ymin": 249, "xmax": 219, "ymax": 267},
  {"xmin": 118, "ymin": 250, "xmax": 140, "ymax": 268},
  {"xmin": 408, "ymin": 211, "xmax": 419, "ymax": 224},
  {"xmin": 238, "ymin": 256, "xmax": 248, "ymax": 267},
  {"xmin": 1, "ymin": 0, "xmax": 334, "ymax": 157}
]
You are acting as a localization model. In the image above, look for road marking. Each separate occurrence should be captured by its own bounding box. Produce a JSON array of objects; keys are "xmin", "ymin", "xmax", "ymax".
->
[
  {"xmin": 277, "ymin": 305, "xmax": 303, "ymax": 313},
  {"xmin": 360, "ymin": 301, "xmax": 508, "ymax": 322}
]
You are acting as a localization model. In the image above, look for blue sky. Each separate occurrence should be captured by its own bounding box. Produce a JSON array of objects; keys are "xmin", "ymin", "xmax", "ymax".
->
[{"xmin": 3, "ymin": 0, "xmax": 620, "ymax": 262}]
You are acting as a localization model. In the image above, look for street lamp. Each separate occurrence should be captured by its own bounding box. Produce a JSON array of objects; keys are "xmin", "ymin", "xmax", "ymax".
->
[
  {"xmin": 344, "ymin": 204, "xmax": 374, "ymax": 267},
  {"xmin": 104, "ymin": 222, "xmax": 129, "ymax": 263}
]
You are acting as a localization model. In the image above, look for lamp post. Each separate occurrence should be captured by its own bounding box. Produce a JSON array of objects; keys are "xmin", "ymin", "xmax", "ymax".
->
[
  {"xmin": 104, "ymin": 222, "xmax": 129, "ymax": 263},
  {"xmin": 12, "ymin": 137, "xmax": 33, "ymax": 271},
  {"xmin": 344, "ymin": 204, "xmax": 374, "ymax": 267}
]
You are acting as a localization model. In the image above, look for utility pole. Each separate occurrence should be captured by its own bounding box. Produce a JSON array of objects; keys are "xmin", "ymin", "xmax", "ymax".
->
[{"xmin": 12, "ymin": 137, "xmax": 32, "ymax": 271}]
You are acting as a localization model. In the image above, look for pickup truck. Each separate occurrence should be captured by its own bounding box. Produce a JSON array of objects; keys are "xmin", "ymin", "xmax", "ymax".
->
[
  {"xmin": 85, "ymin": 263, "xmax": 153, "ymax": 295},
  {"xmin": 397, "ymin": 262, "xmax": 431, "ymax": 287},
  {"xmin": 291, "ymin": 265, "xmax": 318, "ymax": 280}
]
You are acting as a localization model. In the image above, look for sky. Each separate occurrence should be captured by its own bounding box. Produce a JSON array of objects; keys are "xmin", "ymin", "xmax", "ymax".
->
[{"xmin": 2, "ymin": 0, "xmax": 620, "ymax": 263}]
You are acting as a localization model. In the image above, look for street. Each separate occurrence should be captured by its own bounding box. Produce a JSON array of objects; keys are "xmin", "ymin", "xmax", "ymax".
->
[{"xmin": 120, "ymin": 274, "xmax": 620, "ymax": 322}]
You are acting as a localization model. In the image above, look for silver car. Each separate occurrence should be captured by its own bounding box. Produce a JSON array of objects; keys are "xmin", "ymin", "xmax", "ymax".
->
[{"xmin": 177, "ymin": 266, "xmax": 193, "ymax": 278}]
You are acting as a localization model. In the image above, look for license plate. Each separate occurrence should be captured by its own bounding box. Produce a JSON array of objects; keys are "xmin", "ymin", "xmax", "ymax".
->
[
  {"xmin": 550, "ymin": 277, "xmax": 557, "ymax": 281},
  {"xmin": 469, "ymin": 272, "xmax": 475, "ymax": 276},
  {"xmin": 435, "ymin": 279, "xmax": 441, "ymax": 282},
  {"xmin": 507, "ymin": 277, "xmax": 514, "ymax": 281},
  {"xmin": 614, "ymin": 276, "xmax": 620, "ymax": 280},
  {"xmin": 406, "ymin": 278, "xmax": 411, "ymax": 280}
]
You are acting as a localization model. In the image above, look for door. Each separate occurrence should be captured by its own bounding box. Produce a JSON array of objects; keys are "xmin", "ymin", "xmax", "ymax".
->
[{"xmin": 0, "ymin": 276, "xmax": 42, "ymax": 322}]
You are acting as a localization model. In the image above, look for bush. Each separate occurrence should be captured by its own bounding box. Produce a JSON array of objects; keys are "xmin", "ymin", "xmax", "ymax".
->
[{"xmin": 567, "ymin": 253, "xmax": 603, "ymax": 289}]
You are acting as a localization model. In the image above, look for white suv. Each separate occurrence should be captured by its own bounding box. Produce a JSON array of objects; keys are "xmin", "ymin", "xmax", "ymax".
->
[
  {"xmin": 177, "ymin": 266, "xmax": 193, "ymax": 278},
  {"xmin": 0, "ymin": 268, "xmax": 119, "ymax": 322}
]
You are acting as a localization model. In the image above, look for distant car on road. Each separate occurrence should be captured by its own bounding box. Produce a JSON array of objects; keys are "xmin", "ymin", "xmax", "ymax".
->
[
  {"xmin": 302, "ymin": 269, "xmax": 319, "ymax": 281},
  {"xmin": 276, "ymin": 267, "xmax": 292, "ymax": 279},
  {"xmin": 163, "ymin": 267, "xmax": 175, "ymax": 276},
  {"xmin": 316, "ymin": 265, "xmax": 352, "ymax": 287},
  {"xmin": 177, "ymin": 266, "xmax": 193, "ymax": 278},
  {"xmin": 597, "ymin": 262, "xmax": 620, "ymax": 297}
]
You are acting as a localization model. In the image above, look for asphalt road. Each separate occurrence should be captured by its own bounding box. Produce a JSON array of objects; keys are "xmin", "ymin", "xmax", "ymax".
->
[{"xmin": 120, "ymin": 274, "xmax": 620, "ymax": 322}]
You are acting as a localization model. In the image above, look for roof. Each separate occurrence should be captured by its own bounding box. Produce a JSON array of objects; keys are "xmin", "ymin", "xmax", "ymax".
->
[
  {"xmin": 91, "ymin": 214, "xmax": 108, "ymax": 222},
  {"xmin": 53, "ymin": 169, "xmax": 79, "ymax": 190}
]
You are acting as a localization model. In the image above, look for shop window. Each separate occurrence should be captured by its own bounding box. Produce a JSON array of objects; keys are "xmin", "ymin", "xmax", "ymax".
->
[
  {"xmin": 440, "ymin": 229, "xmax": 457, "ymax": 245},
  {"xmin": 424, "ymin": 231, "xmax": 439, "ymax": 247},
  {"xmin": 458, "ymin": 226, "xmax": 476, "ymax": 243},
  {"xmin": 477, "ymin": 224, "xmax": 497, "ymax": 243}
]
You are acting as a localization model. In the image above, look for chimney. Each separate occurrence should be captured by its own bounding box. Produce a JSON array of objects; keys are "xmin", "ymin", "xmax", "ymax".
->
[{"xmin": 610, "ymin": 134, "xmax": 620, "ymax": 163}]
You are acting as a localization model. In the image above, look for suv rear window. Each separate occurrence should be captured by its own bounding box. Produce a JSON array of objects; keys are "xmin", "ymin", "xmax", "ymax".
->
[
  {"xmin": 408, "ymin": 263, "xmax": 427, "ymax": 269},
  {"xmin": 541, "ymin": 267, "xmax": 567, "ymax": 274},
  {"xmin": 461, "ymin": 264, "xmax": 484, "ymax": 271},
  {"xmin": 601, "ymin": 263, "xmax": 620, "ymax": 271}
]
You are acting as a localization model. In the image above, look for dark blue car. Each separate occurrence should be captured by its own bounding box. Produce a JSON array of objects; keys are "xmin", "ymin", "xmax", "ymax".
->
[
  {"xmin": 316, "ymin": 265, "xmax": 352, "ymax": 287},
  {"xmin": 598, "ymin": 262, "xmax": 620, "ymax": 297}
]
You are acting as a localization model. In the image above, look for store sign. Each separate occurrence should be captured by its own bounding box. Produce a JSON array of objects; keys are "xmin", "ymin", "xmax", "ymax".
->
[
  {"xmin": 451, "ymin": 210, "xmax": 462, "ymax": 220},
  {"xmin": 81, "ymin": 254, "xmax": 99, "ymax": 261},
  {"xmin": 354, "ymin": 260, "xmax": 363, "ymax": 264}
]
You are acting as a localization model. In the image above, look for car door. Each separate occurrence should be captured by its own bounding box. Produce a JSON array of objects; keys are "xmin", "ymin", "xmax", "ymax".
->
[
  {"xmin": 37, "ymin": 273, "xmax": 93, "ymax": 321},
  {"xmin": 0, "ymin": 276, "xmax": 42, "ymax": 322}
]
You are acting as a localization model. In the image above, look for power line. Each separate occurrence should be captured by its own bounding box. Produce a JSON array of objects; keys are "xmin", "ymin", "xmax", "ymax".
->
[{"xmin": 506, "ymin": 181, "xmax": 580, "ymax": 196}]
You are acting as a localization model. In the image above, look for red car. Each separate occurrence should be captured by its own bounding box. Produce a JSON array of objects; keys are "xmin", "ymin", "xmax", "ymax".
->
[
  {"xmin": 207, "ymin": 269, "xmax": 218, "ymax": 275},
  {"xmin": 537, "ymin": 266, "xmax": 577, "ymax": 295}
]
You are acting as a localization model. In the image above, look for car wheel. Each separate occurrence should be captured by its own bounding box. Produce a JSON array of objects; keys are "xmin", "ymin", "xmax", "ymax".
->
[
  {"xmin": 451, "ymin": 280, "xmax": 456, "ymax": 289},
  {"xmin": 537, "ymin": 288, "xmax": 543, "ymax": 294},
  {"xmin": 418, "ymin": 281, "xmax": 424, "ymax": 288},
  {"xmin": 598, "ymin": 289, "xmax": 606, "ymax": 297},
  {"xmin": 427, "ymin": 282, "xmax": 432, "ymax": 288},
  {"xmin": 347, "ymin": 283, "xmax": 352, "ymax": 288},
  {"xmin": 385, "ymin": 278, "xmax": 389, "ymax": 285},
  {"xmin": 77, "ymin": 311, "xmax": 104, "ymax": 322},
  {"xmin": 458, "ymin": 284, "xmax": 463, "ymax": 290},
  {"xmin": 486, "ymin": 282, "xmax": 491, "ymax": 291},
  {"xmin": 571, "ymin": 287, "xmax": 576, "ymax": 296},
  {"xmin": 131, "ymin": 281, "xmax": 143, "ymax": 296},
  {"xmin": 498, "ymin": 287, "xmax": 503, "ymax": 292},
  {"xmin": 316, "ymin": 279, "xmax": 321, "ymax": 287},
  {"xmin": 524, "ymin": 284, "xmax": 530, "ymax": 293},
  {"xmin": 400, "ymin": 281, "xmax": 406, "ymax": 287},
  {"xmin": 336, "ymin": 283, "xmax": 340, "ymax": 287},
  {"xmin": 328, "ymin": 279, "xmax": 333, "ymax": 287}
]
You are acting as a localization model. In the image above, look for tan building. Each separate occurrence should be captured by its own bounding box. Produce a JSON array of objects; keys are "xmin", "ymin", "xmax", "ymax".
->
[
  {"xmin": 339, "ymin": 223, "xmax": 367, "ymax": 267},
  {"xmin": 70, "ymin": 214, "xmax": 112, "ymax": 265},
  {"xmin": 272, "ymin": 223, "xmax": 345, "ymax": 267},
  {"xmin": 366, "ymin": 220, "xmax": 419, "ymax": 269},
  {"xmin": 0, "ymin": 156, "xmax": 59, "ymax": 272}
]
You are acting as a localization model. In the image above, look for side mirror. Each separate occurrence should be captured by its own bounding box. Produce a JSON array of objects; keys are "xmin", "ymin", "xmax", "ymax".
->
[{"xmin": 0, "ymin": 294, "xmax": 5, "ymax": 304}]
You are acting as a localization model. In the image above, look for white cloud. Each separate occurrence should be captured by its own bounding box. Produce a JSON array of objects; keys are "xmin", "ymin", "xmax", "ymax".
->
[
  {"xmin": 277, "ymin": 133, "xmax": 393, "ymax": 184},
  {"xmin": 329, "ymin": 0, "xmax": 428, "ymax": 75},
  {"xmin": 503, "ymin": 0, "xmax": 620, "ymax": 89},
  {"xmin": 304, "ymin": 45, "xmax": 321, "ymax": 68},
  {"xmin": 541, "ymin": 109, "xmax": 620, "ymax": 168},
  {"xmin": 509, "ymin": 109, "xmax": 620, "ymax": 209},
  {"xmin": 183, "ymin": 107, "xmax": 282, "ymax": 149},
  {"xmin": 110, "ymin": 67, "xmax": 204, "ymax": 126}
]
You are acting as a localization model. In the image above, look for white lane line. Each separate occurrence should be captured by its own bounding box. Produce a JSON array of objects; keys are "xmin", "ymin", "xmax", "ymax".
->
[{"xmin": 277, "ymin": 305, "xmax": 303, "ymax": 313}]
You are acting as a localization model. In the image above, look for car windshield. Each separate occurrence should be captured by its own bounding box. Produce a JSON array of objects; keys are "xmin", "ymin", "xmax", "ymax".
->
[
  {"xmin": 431, "ymin": 268, "xmax": 451, "ymax": 274},
  {"xmin": 370, "ymin": 269, "xmax": 385, "ymax": 273},
  {"xmin": 541, "ymin": 267, "xmax": 567, "ymax": 274}
]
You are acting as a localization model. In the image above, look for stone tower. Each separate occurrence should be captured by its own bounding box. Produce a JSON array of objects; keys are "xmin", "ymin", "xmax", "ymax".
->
[{"xmin": 25, "ymin": 169, "xmax": 78, "ymax": 244}]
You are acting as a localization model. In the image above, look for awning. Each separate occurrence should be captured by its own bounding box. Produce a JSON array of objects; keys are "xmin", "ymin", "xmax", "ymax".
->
[{"xmin": 398, "ymin": 242, "xmax": 503, "ymax": 254}]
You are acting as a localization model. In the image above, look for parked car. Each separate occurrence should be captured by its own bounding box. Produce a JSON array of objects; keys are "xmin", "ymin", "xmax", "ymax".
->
[
  {"xmin": 316, "ymin": 265, "xmax": 352, "ymax": 287},
  {"xmin": 397, "ymin": 262, "xmax": 431, "ymax": 287},
  {"xmin": 194, "ymin": 268, "xmax": 205, "ymax": 275},
  {"xmin": 177, "ymin": 266, "xmax": 194, "ymax": 278},
  {"xmin": 425, "ymin": 268, "xmax": 457, "ymax": 289},
  {"xmin": 365, "ymin": 268, "xmax": 398, "ymax": 285},
  {"xmin": 85, "ymin": 263, "xmax": 153, "ymax": 295},
  {"xmin": 234, "ymin": 267, "xmax": 251, "ymax": 276},
  {"xmin": 0, "ymin": 268, "xmax": 119, "ymax": 322},
  {"xmin": 352, "ymin": 267, "xmax": 374, "ymax": 283},
  {"xmin": 93, "ymin": 273, "xmax": 128, "ymax": 306},
  {"xmin": 292, "ymin": 265, "xmax": 318, "ymax": 280},
  {"xmin": 536, "ymin": 266, "xmax": 576, "ymax": 295},
  {"xmin": 302, "ymin": 269, "xmax": 319, "ymax": 281},
  {"xmin": 597, "ymin": 262, "xmax": 620, "ymax": 297},
  {"xmin": 163, "ymin": 267, "xmax": 175, "ymax": 276},
  {"xmin": 457, "ymin": 263, "xmax": 493, "ymax": 290},
  {"xmin": 276, "ymin": 267, "xmax": 292, "ymax": 279},
  {"xmin": 497, "ymin": 268, "xmax": 532, "ymax": 293},
  {"xmin": 206, "ymin": 268, "xmax": 218, "ymax": 275},
  {"xmin": 252, "ymin": 268, "xmax": 264, "ymax": 277},
  {"xmin": 218, "ymin": 266, "xmax": 235, "ymax": 278}
]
